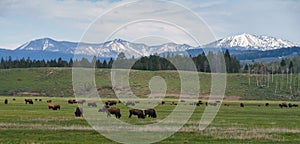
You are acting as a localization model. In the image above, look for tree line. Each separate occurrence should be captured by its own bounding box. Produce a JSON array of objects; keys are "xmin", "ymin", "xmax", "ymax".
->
[{"xmin": 0, "ymin": 50, "xmax": 240, "ymax": 73}]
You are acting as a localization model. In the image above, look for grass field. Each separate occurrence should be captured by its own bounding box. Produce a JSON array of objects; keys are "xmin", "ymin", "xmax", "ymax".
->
[
  {"xmin": 0, "ymin": 96, "xmax": 299, "ymax": 143},
  {"xmin": 0, "ymin": 68, "xmax": 300, "ymax": 143},
  {"xmin": 0, "ymin": 68, "xmax": 300, "ymax": 100}
]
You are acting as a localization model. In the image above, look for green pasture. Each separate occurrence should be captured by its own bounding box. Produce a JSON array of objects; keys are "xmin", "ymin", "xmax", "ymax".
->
[
  {"xmin": 0, "ymin": 68, "xmax": 300, "ymax": 100},
  {"xmin": 0, "ymin": 97, "xmax": 299, "ymax": 143}
]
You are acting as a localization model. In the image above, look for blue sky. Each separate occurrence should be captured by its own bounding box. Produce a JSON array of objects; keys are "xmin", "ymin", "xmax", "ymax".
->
[{"xmin": 0, "ymin": 0, "xmax": 299, "ymax": 49}]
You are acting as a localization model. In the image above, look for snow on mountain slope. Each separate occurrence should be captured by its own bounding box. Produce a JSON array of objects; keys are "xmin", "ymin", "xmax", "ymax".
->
[
  {"xmin": 13, "ymin": 34, "xmax": 298, "ymax": 59},
  {"xmin": 15, "ymin": 38, "xmax": 193, "ymax": 58},
  {"xmin": 205, "ymin": 33, "xmax": 297, "ymax": 51}
]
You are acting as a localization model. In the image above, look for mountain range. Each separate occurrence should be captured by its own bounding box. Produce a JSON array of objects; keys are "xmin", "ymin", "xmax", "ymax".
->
[{"xmin": 1, "ymin": 33, "xmax": 299, "ymax": 62}]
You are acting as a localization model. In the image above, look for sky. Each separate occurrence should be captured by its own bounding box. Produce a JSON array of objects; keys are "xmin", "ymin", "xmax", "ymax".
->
[{"xmin": 0, "ymin": 0, "xmax": 299, "ymax": 50}]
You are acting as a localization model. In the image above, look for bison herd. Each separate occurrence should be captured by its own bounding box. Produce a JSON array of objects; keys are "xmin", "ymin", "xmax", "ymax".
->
[{"xmin": 2, "ymin": 98, "xmax": 299, "ymax": 120}]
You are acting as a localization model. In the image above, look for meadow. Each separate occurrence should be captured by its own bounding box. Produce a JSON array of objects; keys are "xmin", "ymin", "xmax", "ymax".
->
[
  {"xmin": 0, "ymin": 68, "xmax": 300, "ymax": 100},
  {"xmin": 0, "ymin": 68, "xmax": 300, "ymax": 143},
  {"xmin": 0, "ymin": 97, "xmax": 299, "ymax": 143}
]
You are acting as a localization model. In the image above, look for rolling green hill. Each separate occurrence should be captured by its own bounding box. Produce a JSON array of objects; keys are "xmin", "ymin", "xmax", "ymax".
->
[{"xmin": 0, "ymin": 68, "xmax": 299, "ymax": 100}]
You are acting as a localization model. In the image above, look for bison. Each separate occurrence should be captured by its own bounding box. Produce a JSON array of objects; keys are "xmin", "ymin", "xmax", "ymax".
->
[
  {"xmin": 77, "ymin": 100, "xmax": 86, "ymax": 104},
  {"xmin": 46, "ymin": 100, "xmax": 52, "ymax": 103},
  {"xmin": 129, "ymin": 109, "xmax": 145, "ymax": 119},
  {"xmin": 125, "ymin": 101, "xmax": 135, "ymax": 106},
  {"xmin": 75, "ymin": 107, "xmax": 83, "ymax": 117},
  {"xmin": 288, "ymin": 103, "xmax": 299, "ymax": 108},
  {"xmin": 105, "ymin": 100, "xmax": 117, "ymax": 106},
  {"xmin": 25, "ymin": 99, "xmax": 33, "ymax": 104},
  {"xmin": 265, "ymin": 103, "xmax": 270, "ymax": 107},
  {"xmin": 88, "ymin": 102, "xmax": 97, "ymax": 107},
  {"xmin": 68, "ymin": 99, "xmax": 77, "ymax": 104},
  {"xmin": 195, "ymin": 100, "xmax": 203, "ymax": 106},
  {"xmin": 98, "ymin": 106, "xmax": 121, "ymax": 118},
  {"xmin": 279, "ymin": 103, "xmax": 288, "ymax": 108},
  {"xmin": 240, "ymin": 103, "xmax": 244, "ymax": 107},
  {"xmin": 4, "ymin": 99, "xmax": 8, "ymax": 104},
  {"xmin": 12, "ymin": 98, "xmax": 16, "ymax": 101},
  {"xmin": 144, "ymin": 108, "xmax": 157, "ymax": 118},
  {"xmin": 48, "ymin": 104, "xmax": 60, "ymax": 110}
]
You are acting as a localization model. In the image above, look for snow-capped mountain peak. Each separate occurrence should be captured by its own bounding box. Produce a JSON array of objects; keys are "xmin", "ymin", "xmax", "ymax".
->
[{"xmin": 205, "ymin": 33, "xmax": 297, "ymax": 51}]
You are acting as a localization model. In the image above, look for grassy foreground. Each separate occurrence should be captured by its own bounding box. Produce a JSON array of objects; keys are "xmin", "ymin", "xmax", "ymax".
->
[{"xmin": 0, "ymin": 96, "xmax": 299, "ymax": 143}]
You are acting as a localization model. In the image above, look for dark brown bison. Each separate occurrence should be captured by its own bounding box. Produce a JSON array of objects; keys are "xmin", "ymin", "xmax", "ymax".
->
[
  {"xmin": 35, "ymin": 99, "xmax": 38, "ymax": 101},
  {"xmin": 88, "ymin": 102, "xmax": 97, "ymax": 107},
  {"xmin": 195, "ymin": 100, "xmax": 203, "ymax": 106},
  {"xmin": 279, "ymin": 103, "xmax": 288, "ymax": 108},
  {"xmin": 144, "ymin": 108, "xmax": 157, "ymax": 118},
  {"xmin": 48, "ymin": 104, "xmax": 60, "ymax": 110},
  {"xmin": 4, "ymin": 99, "xmax": 8, "ymax": 104},
  {"xmin": 105, "ymin": 100, "xmax": 117, "ymax": 106},
  {"xmin": 39, "ymin": 99, "xmax": 42, "ymax": 101},
  {"xmin": 77, "ymin": 100, "xmax": 86, "ymax": 104},
  {"xmin": 265, "ymin": 103, "xmax": 270, "ymax": 106},
  {"xmin": 161, "ymin": 101, "xmax": 165, "ymax": 105},
  {"xmin": 240, "ymin": 103, "xmax": 244, "ymax": 107},
  {"xmin": 12, "ymin": 98, "xmax": 16, "ymax": 101},
  {"xmin": 46, "ymin": 100, "xmax": 52, "ymax": 103},
  {"xmin": 98, "ymin": 106, "xmax": 121, "ymax": 118},
  {"xmin": 129, "ymin": 109, "xmax": 145, "ymax": 119},
  {"xmin": 25, "ymin": 99, "xmax": 33, "ymax": 104},
  {"xmin": 288, "ymin": 103, "xmax": 299, "ymax": 108},
  {"xmin": 125, "ymin": 101, "xmax": 135, "ymax": 106},
  {"xmin": 75, "ymin": 107, "xmax": 83, "ymax": 117},
  {"xmin": 68, "ymin": 99, "xmax": 77, "ymax": 104}
]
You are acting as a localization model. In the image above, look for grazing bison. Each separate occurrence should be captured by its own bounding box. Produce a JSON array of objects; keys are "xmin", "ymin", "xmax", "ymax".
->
[
  {"xmin": 4, "ymin": 99, "xmax": 8, "ymax": 104},
  {"xmin": 279, "ymin": 103, "xmax": 288, "ymax": 108},
  {"xmin": 75, "ymin": 107, "xmax": 83, "ymax": 117},
  {"xmin": 161, "ymin": 101, "xmax": 165, "ymax": 105},
  {"xmin": 68, "ymin": 99, "xmax": 77, "ymax": 104},
  {"xmin": 125, "ymin": 101, "xmax": 135, "ymax": 106},
  {"xmin": 288, "ymin": 103, "xmax": 299, "ymax": 108},
  {"xmin": 25, "ymin": 99, "xmax": 33, "ymax": 104},
  {"xmin": 265, "ymin": 103, "xmax": 270, "ymax": 107},
  {"xmin": 105, "ymin": 100, "xmax": 117, "ymax": 106},
  {"xmin": 77, "ymin": 100, "xmax": 86, "ymax": 104},
  {"xmin": 35, "ymin": 99, "xmax": 38, "ymax": 101},
  {"xmin": 88, "ymin": 102, "xmax": 97, "ymax": 107},
  {"xmin": 12, "ymin": 98, "xmax": 16, "ymax": 101},
  {"xmin": 98, "ymin": 106, "xmax": 121, "ymax": 118},
  {"xmin": 46, "ymin": 100, "xmax": 52, "ymax": 103},
  {"xmin": 240, "ymin": 103, "xmax": 244, "ymax": 107},
  {"xmin": 144, "ymin": 108, "xmax": 157, "ymax": 118},
  {"xmin": 39, "ymin": 99, "xmax": 42, "ymax": 101},
  {"xmin": 196, "ymin": 100, "xmax": 203, "ymax": 106},
  {"xmin": 48, "ymin": 104, "xmax": 60, "ymax": 110},
  {"xmin": 129, "ymin": 109, "xmax": 145, "ymax": 119}
]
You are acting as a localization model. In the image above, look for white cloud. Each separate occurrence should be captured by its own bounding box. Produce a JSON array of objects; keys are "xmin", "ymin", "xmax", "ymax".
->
[{"xmin": 0, "ymin": 0, "xmax": 299, "ymax": 50}]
